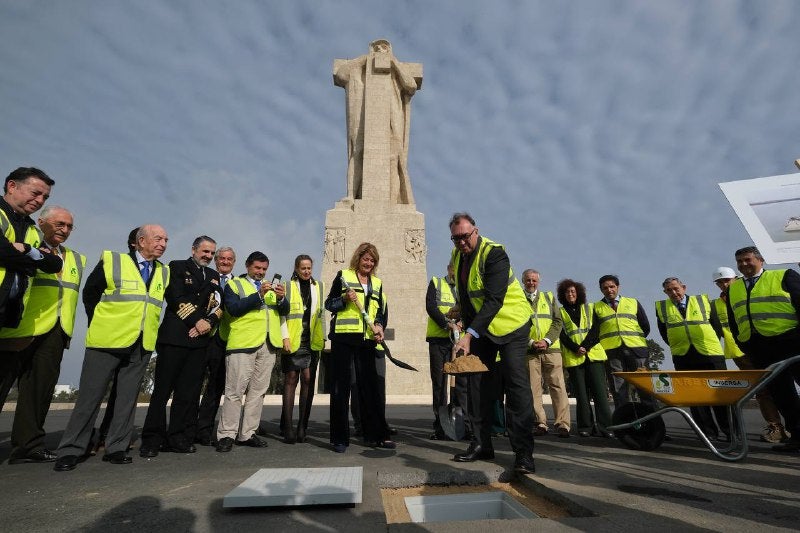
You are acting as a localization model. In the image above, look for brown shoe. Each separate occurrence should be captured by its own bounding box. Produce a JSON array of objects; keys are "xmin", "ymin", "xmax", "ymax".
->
[
  {"xmin": 557, "ymin": 426, "xmax": 571, "ymax": 438},
  {"xmin": 533, "ymin": 426, "xmax": 548, "ymax": 437}
]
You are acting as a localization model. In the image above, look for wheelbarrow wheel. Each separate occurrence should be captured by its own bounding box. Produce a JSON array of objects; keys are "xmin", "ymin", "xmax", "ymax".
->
[{"xmin": 611, "ymin": 403, "xmax": 666, "ymax": 451}]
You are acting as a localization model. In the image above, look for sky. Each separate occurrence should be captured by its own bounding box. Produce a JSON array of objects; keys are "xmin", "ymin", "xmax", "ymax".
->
[{"xmin": 2, "ymin": 0, "xmax": 800, "ymax": 385}]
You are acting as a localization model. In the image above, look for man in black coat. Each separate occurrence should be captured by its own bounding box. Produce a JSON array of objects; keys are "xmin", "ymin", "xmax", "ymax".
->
[
  {"xmin": 0, "ymin": 167, "xmax": 62, "ymax": 329},
  {"xmin": 140, "ymin": 236, "xmax": 223, "ymax": 456},
  {"xmin": 0, "ymin": 167, "xmax": 63, "ymax": 411}
]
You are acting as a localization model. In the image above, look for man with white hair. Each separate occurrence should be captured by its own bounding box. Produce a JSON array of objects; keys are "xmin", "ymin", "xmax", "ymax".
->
[
  {"xmin": 54, "ymin": 224, "xmax": 170, "ymax": 471},
  {"xmin": 0, "ymin": 206, "xmax": 85, "ymax": 464}
]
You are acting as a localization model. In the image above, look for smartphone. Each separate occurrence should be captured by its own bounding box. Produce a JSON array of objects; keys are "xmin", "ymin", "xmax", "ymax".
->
[{"xmin": 271, "ymin": 273, "xmax": 282, "ymax": 287}]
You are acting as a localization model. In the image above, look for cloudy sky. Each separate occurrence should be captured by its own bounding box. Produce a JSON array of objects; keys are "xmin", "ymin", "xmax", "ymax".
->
[{"xmin": 2, "ymin": 1, "xmax": 800, "ymax": 384}]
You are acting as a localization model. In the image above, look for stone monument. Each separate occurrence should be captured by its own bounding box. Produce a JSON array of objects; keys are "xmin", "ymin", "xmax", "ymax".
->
[{"xmin": 322, "ymin": 39, "xmax": 429, "ymax": 395}]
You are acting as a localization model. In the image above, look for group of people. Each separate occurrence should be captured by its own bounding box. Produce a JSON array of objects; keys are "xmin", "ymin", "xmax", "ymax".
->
[
  {"xmin": 426, "ymin": 215, "xmax": 800, "ymax": 473},
  {"xmin": 1, "ymin": 167, "xmax": 798, "ymax": 477},
  {"xmin": 0, "ymin": 167, "xmax": 338, "ymax": 471}
]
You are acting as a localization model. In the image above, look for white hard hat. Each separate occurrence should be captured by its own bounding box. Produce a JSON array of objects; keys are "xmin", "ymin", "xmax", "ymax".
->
[{"xmin": 712, "ymin": 267, "xmax": 736, "ymax": 282}]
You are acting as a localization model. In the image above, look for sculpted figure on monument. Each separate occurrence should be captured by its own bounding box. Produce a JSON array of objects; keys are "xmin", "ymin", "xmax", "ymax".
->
[{"xmin": 333, "ymin": 39, "xmax": 420, "ymax": 205}]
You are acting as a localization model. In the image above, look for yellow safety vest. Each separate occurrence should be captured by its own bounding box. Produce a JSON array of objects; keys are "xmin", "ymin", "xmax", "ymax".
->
[
  {"xmin": 0, "ymin": 209, "xmax": 44, "ymax": 291},
  {"xmin": 333, "ymin": 269, "xmax": 383, "ymax": 341},
  {"xmin": 729, "ymin": 270, "xmax": 799, "ymax": 342},
  {"xmin": 560, "ymin": 303, "xmax": 607, "ymax": 367},
  {"xmin": 85, "ymin": 251, "xmax": 168, "ymax": 351},
  {"xmin": 528, "ymin": 291, "xmax": 561, "ymax": 349},
  {"xmin": 655, "ymin": 295, "xmax": 723, "ymax": 357},
  {"xmin": 277, "ymin": 278, "xmax": 326, "ymax": 352},
  {"xmin": 712, "ymin": 298, "xmax": 744, "ymax": 359},
  {"xmin": 450, "ymin": 237, "xmax": 530, "ymax": 337},
  {"xmin": 0, "ymin": 246, "xmax": 86, "ymax": 338},
  {"xmin": 595, "ymin": 297, "xmax": 648, "ymax": 350},
  {"xmin": 426, "ymin": 276, "xmax": 456, "ymax": 339},
  {"xmin": 224, "ymin": 277, "xmax": 279, "ymax": 352}
]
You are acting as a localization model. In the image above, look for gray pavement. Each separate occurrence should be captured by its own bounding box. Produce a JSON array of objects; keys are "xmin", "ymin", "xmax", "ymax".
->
[{"xmin": 0, "ymin": 403, "xmax": 798, "ymax": 532}]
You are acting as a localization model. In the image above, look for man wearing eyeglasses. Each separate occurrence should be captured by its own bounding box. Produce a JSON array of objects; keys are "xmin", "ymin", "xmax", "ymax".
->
[
  {"xmin": 448, "ymin": 212, "xmax": 536, "ymax": 475},
  {"xmin": 0, "ymin": 206, "xmax": 84, "ymax": 464},
  {"xmin": 726, "ymin": 246, "xmax": 800, "ymax": 453}
]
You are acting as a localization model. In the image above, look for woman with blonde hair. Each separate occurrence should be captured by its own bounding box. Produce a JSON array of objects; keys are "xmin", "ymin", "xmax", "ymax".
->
[{"xmin": 324, "ymin": 242, "xmax": 393, "ymax": 453}]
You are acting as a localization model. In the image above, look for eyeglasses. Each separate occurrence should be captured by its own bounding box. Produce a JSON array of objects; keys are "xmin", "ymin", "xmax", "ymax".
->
[
  {"xmin": 52, "ymin": 222, "xmax": 75, "ymax": 231},
  {"xmin": 450, "ymin": 228, "xmax": 476, "ymax": 243}
]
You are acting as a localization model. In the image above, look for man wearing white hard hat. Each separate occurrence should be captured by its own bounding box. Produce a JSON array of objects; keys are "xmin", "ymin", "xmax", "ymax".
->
[{"xmin": 711, "ymin": 266, "xmax": 789, "ymax": 444}]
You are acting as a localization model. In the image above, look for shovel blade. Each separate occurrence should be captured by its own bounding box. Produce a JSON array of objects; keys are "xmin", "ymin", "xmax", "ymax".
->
[{"xmin": 438, "ymin": 404, "xmax": 465, "ymax": 441}]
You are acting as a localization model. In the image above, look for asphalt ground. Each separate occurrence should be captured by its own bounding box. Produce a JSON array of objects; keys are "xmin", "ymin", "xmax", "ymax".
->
[{"xmin": 0, "ymin": 402, "xmax": 798, "ymax": 532}]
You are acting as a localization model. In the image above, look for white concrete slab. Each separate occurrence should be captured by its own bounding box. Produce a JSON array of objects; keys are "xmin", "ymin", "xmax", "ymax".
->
[{"xmin": 223, "ymin": 467, "xmax": 363, "ymax": 508}]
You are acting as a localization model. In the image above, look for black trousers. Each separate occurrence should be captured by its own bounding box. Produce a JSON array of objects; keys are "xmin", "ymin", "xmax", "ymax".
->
[
  {"xmin": 428, "ymin": 338, "xmax": 470, "ymax": 435},
  {"xmin": 0, "ymin": 327, "xmax": 65, "ymax": 458},
  {"xmin": 605, "ymin": 346, "xmax": 657, "ymax": 409},
  {"xmin": 672, "ymin": 350, "xmax": 730, "ymax": 437},
  {"xmin": 329, "ymin": 340, "xmax": 389, "ymax": 445},
  {"xmin": 465, "ymin": 325, "xmax": 534, "ymax": 455},
  {"xmin": 747, "ymin": 339, "xmax": 800, "ymax": 440},
  {"xmin": 196, "ymin": 335, "xmax": 226, "ymax": 441},
  {"xmin": 141, "ymin": 343, "xmax": 208, "ymax": 447}
]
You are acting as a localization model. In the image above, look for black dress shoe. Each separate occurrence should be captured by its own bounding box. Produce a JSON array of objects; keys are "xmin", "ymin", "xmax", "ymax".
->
[
  {"xmin": 194, "ymin": 436, "xmax": 214, "ymax": 447},
  {"xmin": 139, "ymin": 446, "xmax": 159, "ymax": 458},
  {"xmin": 236, "ymin": 435, "xmax": 269, "ymax": 448},
  {"xmin": 9, "ymin": 449, "xmax": 58, "ymax": 464},
  {"xmin": 514, "ymin": 453, "xmax": 536, "ymax": 475},
  {"xmin": 453, "ymin": 443, "xmax": 494, "ymax": 462},
  {"xmin": 284, "ymin": 427, "xmax": 297, "ymax": 444},
  {"xmin": 169, "ymin": 442, "xmax": 197, "ymax": 454},
  {"xmin": 53, "ymin": 455, "xmax": 79, "ymax": 472},
  {"xmin": 296, "ymin": 425, "xmax": 306, "ymax": 443},
  {"xmin": 216, "ymin": 437, "xmax": 234, "ymax": 452},
  {"xmin": 102, "ymin": 451, "xmax": 132, "ymax": 464}
]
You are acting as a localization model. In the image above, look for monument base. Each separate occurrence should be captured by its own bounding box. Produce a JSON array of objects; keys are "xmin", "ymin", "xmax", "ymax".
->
[{"xmin": 322, "ymin": 199, "xmax": 430, "ymax": 396}]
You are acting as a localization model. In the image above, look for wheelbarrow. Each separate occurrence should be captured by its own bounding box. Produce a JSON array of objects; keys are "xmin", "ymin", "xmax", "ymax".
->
[{"xmin": 606, "ymin": 354, "xmax": 800, "ymax": 461}]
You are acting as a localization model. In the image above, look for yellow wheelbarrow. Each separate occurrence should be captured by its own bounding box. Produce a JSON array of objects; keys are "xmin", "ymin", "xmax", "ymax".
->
[{"xmin": 606, "ymin": 354, "xmax": 800, "ymax": 461}]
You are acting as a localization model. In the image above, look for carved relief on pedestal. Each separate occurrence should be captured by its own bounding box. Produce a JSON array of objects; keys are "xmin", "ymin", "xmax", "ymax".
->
[
  {"xmin": 404, "ymin": 229, "xmax": 426, "ymax": 263},
  {"xmin": 324, "ymin": 227, "xmax": 347, "ymax": 264}
]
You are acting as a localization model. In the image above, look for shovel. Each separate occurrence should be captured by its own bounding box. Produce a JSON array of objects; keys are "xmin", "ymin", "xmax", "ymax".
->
[
  {"xmin": 437, "ymin": 327, "xmax": 466, "ymax": 441},
  {"xmin": 340, "ymin": 276, "xmax": 418, "ymax": 371}
]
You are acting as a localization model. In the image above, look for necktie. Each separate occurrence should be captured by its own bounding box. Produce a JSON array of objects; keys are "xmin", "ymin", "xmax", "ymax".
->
[
  {"xmin": 221, "ymin": 274, "xmax": 228, "ymax": 286},
  {"xmin": 678, "ymin": 301, "xmax": 686, "ymax": 317},
  {"xmin": 139, "ymin": 261, "xmax": 150, "ymax": 284},
  {"xmin": 610, "ymin": 299, "xmax": 618, "ymax": 311},
  {"xmin": 52, "ymin": 247, "xmax": 62, "ymax": 279},
  {"xmin": 254, "ymin": 280, "xmax": 261, "ymax": 292}
]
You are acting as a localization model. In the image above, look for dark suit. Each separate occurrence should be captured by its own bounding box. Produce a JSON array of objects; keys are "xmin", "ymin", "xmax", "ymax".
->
[
  {"xmin": 455, "ymin": 238, "xmax": 534, "ymax": 457},
  {"xmin": 141, "ymin": 258, "xmax": 222, "ymax": 449},
  {"xmin": 727, "ymin": 269, "xmax": 800, "ymax": 444}
]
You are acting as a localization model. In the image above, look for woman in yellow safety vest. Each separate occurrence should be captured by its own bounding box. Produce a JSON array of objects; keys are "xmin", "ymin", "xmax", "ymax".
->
[
  {"xmin": 324, "ymin": 242, "xmax": 392, "ymax": 453},
  {"xmin": 556, "ymin": 279, "xmax": 613, "ymax": 438},
  {"xmin": 277, "ymin": 255, "xmax": 325, "ymax": 444}
]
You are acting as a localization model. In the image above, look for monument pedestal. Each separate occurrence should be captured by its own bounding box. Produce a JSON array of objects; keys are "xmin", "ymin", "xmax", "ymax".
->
[{"xmin": 322, "ymin": 199, "xmax": 429, "ymax": 395}]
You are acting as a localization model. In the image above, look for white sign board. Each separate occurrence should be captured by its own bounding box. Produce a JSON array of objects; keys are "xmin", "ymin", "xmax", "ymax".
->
[{"xmin": 719, "ymin": 172, "xmax": 800, "ymax": 264}]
